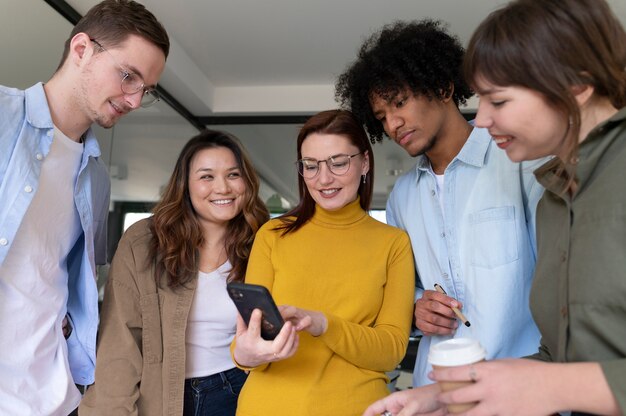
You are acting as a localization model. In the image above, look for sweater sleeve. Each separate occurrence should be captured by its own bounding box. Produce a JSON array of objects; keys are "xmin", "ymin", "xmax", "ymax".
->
[
  {"xmin": 79, "ymin": 233, "xmax": 144, "ymax": 416},
  {"xmin": 230, "ymin": 224, "xmax": 276, "ymax": 372},
  {"xmin": 243, "ymin": 223, "xmax": 276, "ymax": 290},
  {"xmin": 318, "ymin": 232, "xmax": 415, "ymax": 372}
]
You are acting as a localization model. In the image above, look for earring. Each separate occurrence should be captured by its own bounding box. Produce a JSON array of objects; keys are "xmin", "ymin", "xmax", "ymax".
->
[{"xmin": 362, "ymin": 174, "xmax": 366, "ymax": 184}]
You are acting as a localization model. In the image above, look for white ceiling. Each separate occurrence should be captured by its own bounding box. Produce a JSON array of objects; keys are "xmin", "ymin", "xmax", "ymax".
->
[{"xmin": 3, "ymin": 0, "xmax": 626, "ymax": 209}]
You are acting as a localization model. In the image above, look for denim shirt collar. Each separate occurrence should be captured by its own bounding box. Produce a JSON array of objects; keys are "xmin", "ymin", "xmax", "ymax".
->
[
  {"xmin": 413, "ymin": 125, "xmax": 491, "ymax": 181},
  {"xmin": 24, "ymin": 82, "xmax": 101, "ymax": 160},
  {"xmin": 24, "ymin": 83, "xmax": 53, "ymax": 129}
]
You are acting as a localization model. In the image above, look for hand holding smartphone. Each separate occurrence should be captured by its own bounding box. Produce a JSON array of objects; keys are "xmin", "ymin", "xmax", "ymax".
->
[{"xmin": 227, "ymin": 283, "xmax": 284, "ymax": 340}]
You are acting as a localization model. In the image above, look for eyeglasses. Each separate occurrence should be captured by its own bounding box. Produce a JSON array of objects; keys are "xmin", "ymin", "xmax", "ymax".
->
[
  {"xmin": 90, "ymin": 39, "xmax": 160, "ymax": 108},
  {"xmin": 296, "ymin": 152, "xmax": 362, "ymax": 179}
]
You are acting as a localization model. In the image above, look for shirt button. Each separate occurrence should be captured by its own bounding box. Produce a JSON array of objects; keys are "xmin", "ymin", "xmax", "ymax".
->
[
  {"xmin": 441, "ymin": 232, "xmax": 445, "ymax": 238},
  {"xmin": 36, "ymin": 153, "xmax": 43, "ymax": 161},
  {"xmin": 0, "ymin": 238, "xmax": 8, "ymax": 246},
  {"xmin": 560, "ymin": 306, "xmax": 568, "ymax": 318},
  {"xmin": 431, "ymin": 190, "xmax": 436, "ymax": 196},
  {"xmin": 560, "ymin": 252, "xmax": 567, "ymax": 262},
  {"xmin": 24, "ymin": 185, "xmax": 33, "ymax": 193}
]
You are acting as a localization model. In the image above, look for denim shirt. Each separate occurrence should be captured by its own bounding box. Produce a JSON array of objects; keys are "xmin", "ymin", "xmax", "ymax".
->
[
  {"xmin": 0, "ymin": 83, "xmax": 109, "ymax": 385},
  {"xmin": 386, "ymin": 126, "xmax": 545, "ymax": 387}
]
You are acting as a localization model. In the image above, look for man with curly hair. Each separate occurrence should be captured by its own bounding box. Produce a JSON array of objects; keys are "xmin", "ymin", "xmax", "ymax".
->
[{"xmin": 336, "ymin": 20, "xmax": 544, "ymax": 388}]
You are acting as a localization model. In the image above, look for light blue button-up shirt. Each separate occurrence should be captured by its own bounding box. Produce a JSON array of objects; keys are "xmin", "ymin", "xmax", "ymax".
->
[
  {"xmin": 0, "ymin": 83, "xmax": 109, "ymax": 385},
  {"xmin": 386, "ymin": 126, "xmax": 545, "ymax": 387}
]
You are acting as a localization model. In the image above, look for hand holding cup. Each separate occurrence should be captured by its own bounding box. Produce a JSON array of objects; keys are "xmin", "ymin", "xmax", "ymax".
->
[{"xmin": 428, "ymin": 338, "xmax": 486, "ymax": 414}]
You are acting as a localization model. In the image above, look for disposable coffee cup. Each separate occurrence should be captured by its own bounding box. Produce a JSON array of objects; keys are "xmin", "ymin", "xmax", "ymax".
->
[{"xmin": 428, "ymin": 338, "xmax": 486, "ymax": 414}]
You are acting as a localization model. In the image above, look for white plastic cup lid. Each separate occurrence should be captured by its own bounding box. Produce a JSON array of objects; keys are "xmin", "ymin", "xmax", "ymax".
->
[{"xmin": 428, "ymin": 338, "xmax": 486, "ymax": 366}]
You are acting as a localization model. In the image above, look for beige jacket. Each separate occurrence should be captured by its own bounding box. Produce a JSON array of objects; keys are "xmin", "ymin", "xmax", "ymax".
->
[{"xmin": 79, "ymin": 219, "xmax": 197, "ymax": 416}]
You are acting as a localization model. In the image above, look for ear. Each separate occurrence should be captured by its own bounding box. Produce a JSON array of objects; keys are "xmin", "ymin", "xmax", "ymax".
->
[
  {"xmin": 440, "ymin": 83, "xmax": 455, "ymax": 103},
  {"xmin": 572, "ymin": 84, "xmax": 594, "ymax": 107},
  {"xmin": 361, "ymin": 150, "xmax": 370, "ymax": 176},
  {"xmin": 68, "ymin": 32, "xmax": 93, "ymax": 67}
]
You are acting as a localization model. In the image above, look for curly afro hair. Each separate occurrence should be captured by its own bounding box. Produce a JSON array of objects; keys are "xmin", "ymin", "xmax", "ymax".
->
[{"xmin": 335, "ymin": 19, "xmax": 473, "ymax": 143}]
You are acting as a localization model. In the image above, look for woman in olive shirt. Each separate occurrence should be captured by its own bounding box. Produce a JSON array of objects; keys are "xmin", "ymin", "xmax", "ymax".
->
[{"xmin": 365, "ymin": 0, "xmax": 626, "ymax": 415}]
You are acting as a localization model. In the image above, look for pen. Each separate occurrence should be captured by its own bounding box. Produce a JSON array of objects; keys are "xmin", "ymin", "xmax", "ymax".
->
[{"xmin": 434, "ymin": 283, "xmax": 471, "ymax": 327}]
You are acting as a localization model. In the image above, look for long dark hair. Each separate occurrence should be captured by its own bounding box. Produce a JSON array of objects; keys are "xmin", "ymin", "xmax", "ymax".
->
[
  {"xmin": 465, "ymin": 0, "xmax": 626, "ymax": 169},
  {"xmin": 149, "ymin": 130, "xmax": 269, "ymax": 288},
  {"xmin": 276, "ymin": 110, "xmax": 374, "ymax": 235}
]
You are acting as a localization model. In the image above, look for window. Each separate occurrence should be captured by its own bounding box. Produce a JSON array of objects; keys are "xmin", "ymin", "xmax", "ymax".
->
[
  {"xmin": 369, "ymin": 210, "xmax": 387, "ymax": 224},
  {"xmin": 123, "ymin": 212, "xmax": 152, "ymax": 231}
]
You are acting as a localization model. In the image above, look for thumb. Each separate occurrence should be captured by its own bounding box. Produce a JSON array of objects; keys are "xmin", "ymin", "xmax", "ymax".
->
[
  {"xmin": 235, "ymin": 313, "xmax": 248, "ymax": 336},
  {"xmin": 247, "ymin": 308, "xmax": 263, "ymax": 338}
]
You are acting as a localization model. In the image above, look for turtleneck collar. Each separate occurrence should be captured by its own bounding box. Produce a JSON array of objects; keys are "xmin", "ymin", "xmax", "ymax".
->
[{"xmin": 311, "ymin": 197, "xmax": 367, "ymax": 227}]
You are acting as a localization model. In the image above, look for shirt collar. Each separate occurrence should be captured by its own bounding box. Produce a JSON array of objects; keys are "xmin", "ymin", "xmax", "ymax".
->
[
  {"xmin": 581, "ymin": 106, "xmax": 626, "ymax": 149},
  {"xmin": 413, "ymin": 125, "xmax": 491, "ymax": 177},
  {"xmin": 24, "ymin": 83, "xmax": 53, "ymax": 130},
  {"xmin": 534, "ymin": 106, "xmax": 626, "ymax": 196},
  {"xmin": 82, "ymin": 128, "xmax": 102, "ymax": 158},
  {"xmin": 456, "ymin": 126, "xmax": 491, "ymax": 167},
  {"xmin": 25, "ymin": 82, "xmax": 101, "ymax": 158}
]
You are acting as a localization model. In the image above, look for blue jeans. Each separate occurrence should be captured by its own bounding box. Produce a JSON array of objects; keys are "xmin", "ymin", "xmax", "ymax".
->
[{"xmin": 183, "ymin": 367, "xmax": 247, "ymax": 416}]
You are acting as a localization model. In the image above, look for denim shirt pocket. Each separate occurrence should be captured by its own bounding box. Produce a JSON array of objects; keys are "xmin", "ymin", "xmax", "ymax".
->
[
  {"xmin": 469, "ymin": 206, "xmax": 519, "ymax": 268},
  {"xmin": 140, "ymin": 293, "xmax": 164, "ymax": 363}
]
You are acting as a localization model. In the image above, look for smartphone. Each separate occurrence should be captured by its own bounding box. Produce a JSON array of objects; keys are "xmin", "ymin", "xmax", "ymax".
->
[{"xmin": 227, "ymin": 282, "xmax": 284, "ymax": 340}]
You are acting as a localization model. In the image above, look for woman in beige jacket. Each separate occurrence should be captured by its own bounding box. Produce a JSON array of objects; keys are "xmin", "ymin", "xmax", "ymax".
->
[{"xmin": 80, "ymin": 130, "xmax": 269, "ymax": 416}]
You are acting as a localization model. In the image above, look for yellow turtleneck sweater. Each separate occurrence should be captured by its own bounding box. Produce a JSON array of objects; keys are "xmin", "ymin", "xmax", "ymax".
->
[{"xmin": 236, "ymin": 198, "xmax": 415, "ymax": 416}]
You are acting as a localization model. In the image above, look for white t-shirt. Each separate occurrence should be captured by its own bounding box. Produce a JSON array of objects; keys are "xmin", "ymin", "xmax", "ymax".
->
[
  {"xmin": 185, "ymin": 261, "xmax": 239, "ymax": 378},
  {"xmin": 434, "ymin": 172, "xmax": 445, "ymax": 216},
  {"xmin": 0, "ymin": 127, "xmax": 84, "ymax": 415}
]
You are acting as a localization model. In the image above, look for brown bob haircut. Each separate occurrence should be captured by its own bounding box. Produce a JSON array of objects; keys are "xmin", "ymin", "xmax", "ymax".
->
[{"xmin": 464, "ymin": 0, "xmax": 626, "ymax": 167}]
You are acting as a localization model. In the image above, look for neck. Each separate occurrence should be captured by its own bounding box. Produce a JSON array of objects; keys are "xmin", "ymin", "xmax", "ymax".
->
[
  {"xmin": 578, "ymin": 96, "xmax": 619, "ymax": 145},
  {"xmin": 199, "ymin": 223, "xmax": 228, "ymax": 273},
  {"xmin": 44, "ymin": 71, "xmax": 91, "ymax": 142},
  {"xmin": 199, "ymin": 244, "xmax": 227, "ymax": 273},
  {"xmin": 201, "ymin": 221, "xmax": 228, "ymax": 249},
  {"xmin": 426, "ymin": 107, "xmax": 473, "ymax": 174}
]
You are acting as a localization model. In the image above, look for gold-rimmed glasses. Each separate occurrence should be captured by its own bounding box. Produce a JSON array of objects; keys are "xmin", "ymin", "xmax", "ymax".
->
[
  {"xmin": 296, "ymin": 152, "xmax": 362, "ymax": 179},
  {"xmin": 90, "ymin": 38, "xmax": 160, "ymax": 108}
]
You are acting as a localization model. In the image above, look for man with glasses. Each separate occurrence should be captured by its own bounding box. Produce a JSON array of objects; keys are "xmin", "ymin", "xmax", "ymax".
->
[
  {"xmin": 336, "ymin": 20, "xmax": 544, "ymax": 396},
  {"xmin": 0, "ymin": 1, "xmax": 169, "ymax": 414}
]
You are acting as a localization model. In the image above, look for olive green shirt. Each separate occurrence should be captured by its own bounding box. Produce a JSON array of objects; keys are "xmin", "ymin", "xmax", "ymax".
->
[{"xmin": 530, "ymin": 107, "xmax": 626, "ymax": 413}]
